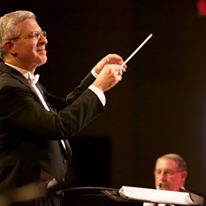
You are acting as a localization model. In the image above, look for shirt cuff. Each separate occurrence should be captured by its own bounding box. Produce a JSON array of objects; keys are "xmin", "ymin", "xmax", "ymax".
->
[{"xmin": 88, "ymin": 85, "xmax": 106, "ymax": 106}]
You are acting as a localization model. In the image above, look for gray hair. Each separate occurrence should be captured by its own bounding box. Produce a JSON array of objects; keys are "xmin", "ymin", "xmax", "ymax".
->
[
  {"xmin": 156, "ymin": 153, "xmax": 187, "ymax": 172},
  {"xmin": 0, "ymin": 10, "xmax": 36, "ymax": 59}
]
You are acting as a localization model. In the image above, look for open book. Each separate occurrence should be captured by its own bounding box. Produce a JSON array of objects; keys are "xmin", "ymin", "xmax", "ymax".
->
[{"xmin": 119, "ymin": 186, "xmax": 204, "ymax": 205}]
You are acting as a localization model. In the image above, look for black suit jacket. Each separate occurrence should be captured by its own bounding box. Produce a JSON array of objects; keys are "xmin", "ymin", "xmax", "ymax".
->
[{"xmin": 0, "ymin": 62, "xmax": 104, "ymax": 193}]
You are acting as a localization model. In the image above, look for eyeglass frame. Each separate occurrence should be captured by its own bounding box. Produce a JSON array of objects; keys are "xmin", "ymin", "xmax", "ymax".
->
[
  {"xmin": 153, "ymin": 169, "xmax": 184, "ymax": 177},
  {"xmin": 8, "ymin": 31, "xmax": 47, "ymax": 41}
]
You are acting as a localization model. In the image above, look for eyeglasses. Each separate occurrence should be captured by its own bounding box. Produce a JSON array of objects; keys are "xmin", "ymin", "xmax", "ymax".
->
[
  {"xmin": 10, "ymin": 31, "xmax": 47, "ymax": 40},
  {"xmin": 26, "ymin": 31, "xmax": 47, "ymax": 39},
  {"xmin": 154, "ymin": 169, "xmax": 183, "ymax": 177}
]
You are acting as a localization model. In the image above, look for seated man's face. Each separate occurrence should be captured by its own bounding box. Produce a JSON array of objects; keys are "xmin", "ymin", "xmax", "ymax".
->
[{"xmin": 154, "ymin": 159, "xmax": 187, "ymax": 191}]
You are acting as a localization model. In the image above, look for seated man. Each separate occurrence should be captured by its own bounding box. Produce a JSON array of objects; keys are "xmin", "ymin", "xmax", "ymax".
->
[{"xmin": 143, "ymin": 153, "xmax": 188, "ymax": 206}]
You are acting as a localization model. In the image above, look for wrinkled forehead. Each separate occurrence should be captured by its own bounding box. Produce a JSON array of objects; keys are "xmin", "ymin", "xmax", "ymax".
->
[
  {"xmin": 16, "ymin": 18, "xmax": 41, "ymax": 34},
  {"xmin": 155, "ymin": 158, "xmax": 178, "ymax": 170}
]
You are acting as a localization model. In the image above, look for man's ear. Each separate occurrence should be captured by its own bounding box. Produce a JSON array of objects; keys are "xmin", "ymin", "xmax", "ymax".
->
[{"xmin": 4, "ymin": 40, "xmax": 17, "ymax": 56}]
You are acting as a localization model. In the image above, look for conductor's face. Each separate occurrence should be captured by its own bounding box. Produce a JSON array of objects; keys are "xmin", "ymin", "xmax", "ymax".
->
[
  {"xmin": 154, "ymin": 158, "xmax": 187, "ymax": 191},
  {"xmin": 4, "ymin": 18, "xmax": 48, "ymax": 72}
]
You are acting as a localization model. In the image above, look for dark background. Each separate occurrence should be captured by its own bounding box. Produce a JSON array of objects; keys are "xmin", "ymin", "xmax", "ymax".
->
[{"xmin": 1, "ymin": 0, "xmax": 206, "ymax": 197}]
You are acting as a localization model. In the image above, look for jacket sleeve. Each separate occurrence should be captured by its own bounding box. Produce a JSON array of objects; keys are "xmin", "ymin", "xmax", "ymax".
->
[
  {"xmin": 42, "ymin": 72, "xmax": 96, "ymax": 111},
  {"xmin": 0, "ymin": 72, "xmax": 104, "ymax": 140}
]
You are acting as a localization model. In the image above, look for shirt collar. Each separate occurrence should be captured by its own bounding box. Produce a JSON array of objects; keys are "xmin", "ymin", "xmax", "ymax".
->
[{"xmin": 5, "ymin": 63, "xmax": 39, "ymax": 84}]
